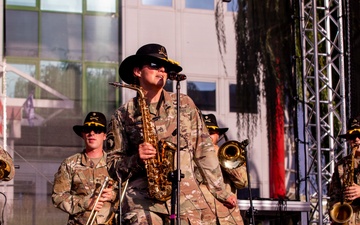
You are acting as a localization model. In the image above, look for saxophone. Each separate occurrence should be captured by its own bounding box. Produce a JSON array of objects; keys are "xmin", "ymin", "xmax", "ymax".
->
[
  {"xmin": 330, "ymin": 144, "xmax": 358, "ymax": 224},
  {"xmin": 109, "ymin": 82, "xmax": 176, "ymax": 202}
]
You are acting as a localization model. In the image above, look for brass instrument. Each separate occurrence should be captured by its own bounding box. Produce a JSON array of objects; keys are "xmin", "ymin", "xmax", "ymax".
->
[
  {"xmin": 0, "ymin": 159, "xmax": 11, "ymax": 180},
  {"xmin": 109, "ymin": 82, "xmax": 176, "ymax": 202},
  {"xmin": 330, "ymin": 144, "xmax": 358, "ymax": 224},
  {"xmin": 86, "ymin": 177, "xmax": 110, "ymax": 225},
  {"xmin": 218, "ymin": 139, "xmax": 248, "ymax": 169}
]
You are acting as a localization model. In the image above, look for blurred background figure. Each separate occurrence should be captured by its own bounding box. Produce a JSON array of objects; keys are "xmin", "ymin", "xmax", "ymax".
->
[
  {"xmin": 202, "ymin": 113, "xmax": 248, "ymax": 225},
  {"xmin": 52, "ymin": 112, "xmax": 118, "ymax": 225},
  {"xmin": 329, "ymin": 116, "xmax": 360, "ymax": 225}
]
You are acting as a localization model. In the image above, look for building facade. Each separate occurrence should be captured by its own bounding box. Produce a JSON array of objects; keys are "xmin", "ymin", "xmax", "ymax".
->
[{"xmin": 0, "ymin": 1, "xmax": 302, "ymax": 224}]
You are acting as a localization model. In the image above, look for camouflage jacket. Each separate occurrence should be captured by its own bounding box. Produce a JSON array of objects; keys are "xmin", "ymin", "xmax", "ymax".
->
[
  {"xmin": 106, "ymin": 90, "xmax": 232, "ymax": 224},
  {"xmin": 328, "ymin": 154, "xmax": 360, "ymax": 225},
  {"xmin": 200, "ymin": 145, "xmax": 248, "ymax": 225},
  {"xmin": 52, "ymin": 150, "xmax": 118, "ymax": 225}
]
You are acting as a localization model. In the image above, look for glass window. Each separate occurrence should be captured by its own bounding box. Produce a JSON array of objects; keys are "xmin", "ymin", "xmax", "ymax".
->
[
  {"xmin": 227, "ymin": 0, "xmax": 238, "ymax": 12},
  {"xmin": 40, "ymin": 61, "xmax": 82, "ymax": 100},
  {"xmin": 84, "ymin": 15, "xmax": 119, "ymax": 62},
  {"xmin": 41, "ymin": 13, "xmax": 82, "ymax": 61},
  {"xmin": 164, "ymin": 79, "xmax": 173, "ymax": 92},
  {"xmin": 85, "ymin": 67, "xmax": 117, "ymax": 115},
  {"xmin": 41, "ymin": 0, "xmax": 82, "ymax": 13},
  {"xmin": 6, "ymin": 0, "xmax": 36, "ymax": 7},
  {"xmin": 87, "ymin": 0, "xmax": 116, "ymax": 13},
  {"xmin": 5, "ymin": 10, "xmax": 38, "ymax": 57},
  {"xmin": 187, "ymin": 81, "xmax": 216, "ymax": 111},
  {"xmin": 229, "ymin": 83, "xmax": 258, "ymax": 113},
  {"xmin": 142, "ymin": 0, "xmax": 172, "ymax": 7},
  {"xmin": 186, "ymin": 0, "xmax": 214, "ymax": 10},
  {"xmin": 6, "ymin": 63, "xmax": 36, "ymax": 98}
]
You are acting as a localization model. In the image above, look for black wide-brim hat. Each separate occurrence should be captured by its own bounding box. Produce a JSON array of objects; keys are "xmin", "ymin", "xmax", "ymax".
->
[
  {"xmin": 339, "ymin": 117, "xmax": 360, "ymax": 139},
  {"xmin": 73, "ymin": 112, "xmax": 107, "ymax": 137},
  {"xmin": 203, "ymin": 114, "xmax": 229, "ymax": 135},
  {"xmin": 119, "ymin": 43, "xmax": 183, "ymax": 84}
]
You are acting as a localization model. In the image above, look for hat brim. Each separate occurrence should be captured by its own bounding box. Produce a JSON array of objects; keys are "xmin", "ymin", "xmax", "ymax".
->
[
  {"xmin": 119, "ymin": 55, "xmax": 183, "ymax": 84},
  {"xmin": 339, "ymin": 131, "xmax": 360, "ymax": 139},
  {"xmin": 218, "ymin": 128, "xmax": 229, "ymax": 135},
  {"xmin": 73, "ymin": 125, "xmax": 84, "ymax": 137},
  {"xmin": 73, "ymin": 125, "xmax": 106, "ymax": 137},
  {"xmin": 208, "ymin": 127, "xmax": 229, "ymax": 135}
]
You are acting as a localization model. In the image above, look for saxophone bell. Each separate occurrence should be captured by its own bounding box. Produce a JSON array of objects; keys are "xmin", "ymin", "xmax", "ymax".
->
[{"xmin": 330, "ymin": 202, "xmax": 353, "ymax": 224}]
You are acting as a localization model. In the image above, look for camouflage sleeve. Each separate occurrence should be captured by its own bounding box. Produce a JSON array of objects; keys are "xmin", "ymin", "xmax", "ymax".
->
[
  {"xmin": 52, "ymin": 161, "xmax": 91, "ymax": 215},
  {"xmin": 191, "ymin": 105, "xmax": 231, "ymax": 203},
  {"xmin": 106, "ymin": 112, "xmax": 143, "ymax": 181},
  {"xmin": 223, "ymin": 163, "xmax": 248, "ymax": 189},
  {"xmin": 328, "ymin": 163, "xmax": 342, "ymax": 208}
]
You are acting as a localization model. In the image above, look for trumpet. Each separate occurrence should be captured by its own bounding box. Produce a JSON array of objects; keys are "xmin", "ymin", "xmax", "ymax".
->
[
  {"xmin": 86, "ymin": 177, "xmax": 110, "ymax": 225},
  {"xmin": 218, "ymin": 139, "xmax": 248, "ymax": 169},
  {"xmin": 0, "ymin": 159, "xmax": 11, "ymax": 179}
]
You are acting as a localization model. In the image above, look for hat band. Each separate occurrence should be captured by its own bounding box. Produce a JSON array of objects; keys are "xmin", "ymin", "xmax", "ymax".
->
[
  {"xmin": 207, "ymin": 125, "xmax": 219, "ymax": 130},
  {"xmin": 84, "ymin": 122, "xmax": 105, "ymax": 127},
  {"xmin": 349, "ymin": 128, "xmax": 360, "ymax": 134}
]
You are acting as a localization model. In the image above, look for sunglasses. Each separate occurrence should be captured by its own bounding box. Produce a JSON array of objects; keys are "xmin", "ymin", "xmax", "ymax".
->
[
  {"xmin": 144, "ymin": 61, "xmax": 168, "ymax": 71},
  {"xmin": 348, "ymin": 134, "xmax": 360, "ymax": 141},
  {"xmin": 82, "ymin": 127, "xmax": 104, "ymax": 134}
]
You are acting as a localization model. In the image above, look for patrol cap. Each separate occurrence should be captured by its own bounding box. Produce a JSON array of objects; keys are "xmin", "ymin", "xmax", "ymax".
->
[
  {"xmin": 119, "ymin": 43, "xmax": 182, "ymax": 85},
  {"xmin": 339, "ymin": 116, "xmax": 360, "ymax": 140},
  {"xmin": 203, "ymin": 114, "xmax": 228, "ymax": 135},
  {"xmin": 73, "ymin": 112, "xmax": 106, "ymax": 137}
]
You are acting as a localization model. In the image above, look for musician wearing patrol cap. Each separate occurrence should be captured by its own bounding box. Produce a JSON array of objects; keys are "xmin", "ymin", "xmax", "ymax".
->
[
  {"xmin": 329, "ymin": 116, "xmax": 360, "ymax": 225},
  {"xmin": 106, "ymin": 43, "xmax": 237, "ymax": 225},
  {"xmin": 52, "ymin": 112, "xmax": 118, "ymax": 225},
  {"xmin": 201, "ymin": 114, "xmax": 248, "ymax": 225}
]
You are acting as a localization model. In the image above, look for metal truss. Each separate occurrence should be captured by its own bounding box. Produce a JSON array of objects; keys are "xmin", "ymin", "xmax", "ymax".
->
[{"xmin": 298, "ymin": 0, "xmax": 347, "ymax": 224}]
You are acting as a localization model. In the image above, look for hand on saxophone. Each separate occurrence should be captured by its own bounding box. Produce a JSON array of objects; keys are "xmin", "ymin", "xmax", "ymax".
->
[
  {"xmin": 87, "ymin": 188, "xmax": 114, "ymax": 211},
  {"xmin": 345, "ymin": 183, "xmax": 360, "ymax": 201},
  {"xmin": 138, "ymin": 142, "xmax": 157, "ymax": 162},
  {"xmin": 222, "ymin": 195, "xmax": 237, "ymax": 209}
]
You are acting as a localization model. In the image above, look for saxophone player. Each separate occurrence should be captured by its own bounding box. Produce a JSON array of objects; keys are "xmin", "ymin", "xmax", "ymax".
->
[
  {"xmin": 106, "ymin": 43, "xmax": 237, "ymax": 225},
  {"xmin": 329, "ymin": 116, "xmax": 360, "ymax": 225},
  {"xmin": 52, "ymin": 112, "xmax": 119, "ymax": 225},
  {"xmin": 201, "ymin": 114, "xmax": 248, "ymax": 225}
]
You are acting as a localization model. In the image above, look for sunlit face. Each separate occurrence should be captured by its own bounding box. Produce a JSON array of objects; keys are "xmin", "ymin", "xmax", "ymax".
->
[
  {"xmin": 134, "ymin": 61, "xmax": 168, "ymax": 90},
  {"xmin": 81, "ymin": 128, "xmax": 106, "ymax": 152},
  {"xmin": 350, "ymin": 136, "xmax": 360, "ymax": 147},
  {"xmin": 208, "ymin": 129, "xmax": 220, "ymax": 145}
]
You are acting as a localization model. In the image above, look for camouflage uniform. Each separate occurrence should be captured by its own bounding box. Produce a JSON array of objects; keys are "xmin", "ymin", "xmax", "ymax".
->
[
  {"xmin": 199, "ymin": 162, "xmax": 247, "ymax": 225},
  {"xmin": 52, "ymin": 150, "xmax": 118, "ymax": 225},
  {"xmin": 328, "ymin": 154, "xmax": 360, "ymax": 225},
  {"xmin": 106, "ymin": 91, "xmax": 232, "ymax": 225},
  {"xmin": 0, "ymin": 147, "xmax": 15, "ymax": 181}
]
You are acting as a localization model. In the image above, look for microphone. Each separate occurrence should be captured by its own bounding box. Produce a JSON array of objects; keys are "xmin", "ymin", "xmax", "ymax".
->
[{"xmin": 168, "ymin": 71, "xmax": 187, "ymax": 81}]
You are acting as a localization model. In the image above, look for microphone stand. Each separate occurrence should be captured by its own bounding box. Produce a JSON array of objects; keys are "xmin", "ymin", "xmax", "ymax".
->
[
  {"xmin": 168, "ymin": 72, "xmax": 186, "ymax": 225},
  {"xmin": 244, "ymin": 144, "xmax": 256, "ymax": 225}
]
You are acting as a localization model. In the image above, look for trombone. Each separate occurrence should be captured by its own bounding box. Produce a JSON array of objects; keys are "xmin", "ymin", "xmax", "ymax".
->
[{"xmin": 86, "ymin": 176, "xmax": 110, "ymax": 225}]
